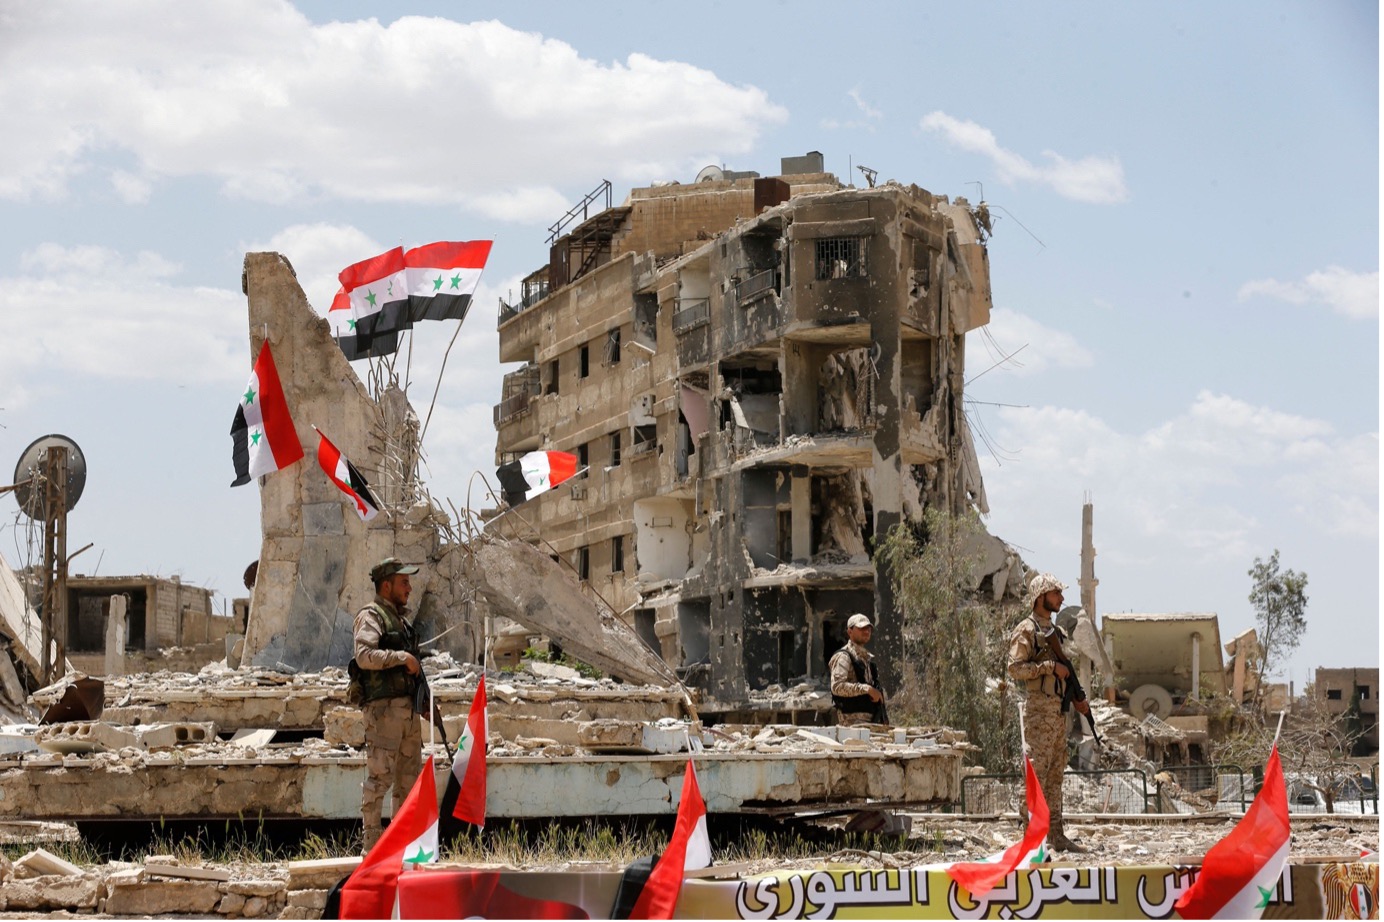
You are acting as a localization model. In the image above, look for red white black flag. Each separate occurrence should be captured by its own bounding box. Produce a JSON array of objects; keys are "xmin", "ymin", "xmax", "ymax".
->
[{"xmin": 314, "ymin": 428, "xmax": 380, "ymax": 522}]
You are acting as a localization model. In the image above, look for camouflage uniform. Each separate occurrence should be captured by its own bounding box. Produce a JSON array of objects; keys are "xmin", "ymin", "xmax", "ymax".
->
[
  {"xmin": 1008, "ymin": 573, "xmax": 1072, "ymax": 843},
  {"xmin": 354, "ymin": 596, "xmax": 422, "ymax": 850},
  {"xmin": 830, "ymin": 639, "xmax": 883, "ymax": 726}
]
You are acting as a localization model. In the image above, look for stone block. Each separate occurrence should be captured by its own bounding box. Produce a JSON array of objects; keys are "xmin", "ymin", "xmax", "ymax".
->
[
  {"xmin": 287, "ymin": 856, "xmax": 361, "ymax": 890},
  {"xmin": 218, "ymin": 891, "xmax": 246, "ymax": 915},
  {"xmin": 225, "ymin": 878, "xmax": 286, "ymax": 897},
  {"xmin": 244, "ymin": 894, "xmax": 270, "ymax": 917},
  {"xmin": 103, "ymin": 879, "xmax": 221, "ymax": 916},
  {"xmin": 324, "ymin": 706, "xmax": 365, "ymax": 748},
  {"xmin": 4, "ymin": 873, "xmax": 99, "ymax": 910},
  {"xmin": 288, "ymin": 888, "xmax": 329, "ymax": 910},
  {"xmin": 15, "ymin": 847, "xmax": 83, "ymax": 877},
  {"xmin": 144, "ymin": 860, "xmax": 231, "ymax": 881},
  {"xmin": 136, "ymin": 722, "xmax": 218, "ymax": 749},
  {"xmin": 578, "ymin": 719, "xmax": 685, "ymax": 754}
]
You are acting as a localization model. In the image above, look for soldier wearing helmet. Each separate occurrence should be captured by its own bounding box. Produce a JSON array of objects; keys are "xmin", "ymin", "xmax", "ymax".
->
[{"xmin": 1008, "ymin": 572, "xmax": 1086, "ymax": 853}]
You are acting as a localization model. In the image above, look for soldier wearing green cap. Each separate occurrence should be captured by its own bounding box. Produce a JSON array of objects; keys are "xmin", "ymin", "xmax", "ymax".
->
[{"xmin": 351, "ymin": 557, "xmax": 423, "ymax": 851}]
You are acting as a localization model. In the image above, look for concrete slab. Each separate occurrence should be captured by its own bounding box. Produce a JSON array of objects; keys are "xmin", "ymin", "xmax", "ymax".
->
[{"xmin": 0, "ymin": 748, "xmax": 964, "ymax": 821}]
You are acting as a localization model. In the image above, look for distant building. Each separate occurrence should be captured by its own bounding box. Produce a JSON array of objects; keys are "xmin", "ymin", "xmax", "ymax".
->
[
  {"xmin": 491, "ymin": 156, "xmax": 1005, "ymax": 716},
  {"xmin": 65, "ymin": 575, "xmax": 242, "ymax": 675},
  {"xmin": 1314, "ymin": 666, "xmax": 1379, "ymax": 755}
]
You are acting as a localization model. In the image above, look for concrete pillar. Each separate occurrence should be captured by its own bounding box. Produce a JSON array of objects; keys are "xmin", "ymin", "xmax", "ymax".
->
[
  {"xmin": 105, "ymin": 594, "xmax": 127, "ymax": 677},
  {"xmin": 790, "ymin": 467, "xmax": 811, "ymax": 563},
  {"xmin": 1191, "ymin": 632, "xmax": 1201, "ymax": 700}
]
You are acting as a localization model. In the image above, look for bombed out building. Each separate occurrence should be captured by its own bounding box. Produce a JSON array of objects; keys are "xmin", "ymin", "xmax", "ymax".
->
[{"xmin": 490, "ymin": 153, "xmax": 1001, "ymax": 717}]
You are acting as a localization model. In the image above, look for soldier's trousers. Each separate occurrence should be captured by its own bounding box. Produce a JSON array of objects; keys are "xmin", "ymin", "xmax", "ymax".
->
[
  {"xmin": 361, "ymin": 696, "xmax": 423, "ymax": 844},
  {"xmin": 1022, "ymin": 693, "xmax": 1070, "ymax": 835}
]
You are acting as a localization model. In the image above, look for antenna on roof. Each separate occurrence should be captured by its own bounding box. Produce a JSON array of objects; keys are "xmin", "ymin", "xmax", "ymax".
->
[{"xmin": 857, "ymin": 165, "xmax": 878, "ymax": 188}]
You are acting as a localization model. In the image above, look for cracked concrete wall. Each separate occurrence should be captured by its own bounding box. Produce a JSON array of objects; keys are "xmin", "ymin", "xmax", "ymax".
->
[{"xmin": 238, "ymin": 253, "xmax": 478, "ymax": 673}]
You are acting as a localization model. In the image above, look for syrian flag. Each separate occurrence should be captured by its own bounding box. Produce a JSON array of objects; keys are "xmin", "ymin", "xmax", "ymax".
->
[
  {"xmin": 326, "ymin": 287, "xmax": 396, "ymax": 361},
  {"xmin": 314, "ymin": 429, "xmax": 380, "ymax": 522},
  {"xmin": 341, "ymin": 755, "xmax": 440, "ymax": 920},
  {"xmin": 339, "ymin": 246, "xmax": 409, "ymax": 356},
  {"xmin": 440, "ymin": 675, "xmax": 488, "ymax": 831},
  {"xmin": 946, "ymin": 755, "xmax": 1050, "ymax": 898},
  {"xmin": 1174, "ymin": 745, "xmax": 1291, "ymax": 920},
  {"xmin": 624, "ymin": 758, "xmax": 712, "ymax": 920},
  {"xmin": 230, "ymin": 341, "xmax": 304, "ymax": 487},
  {"xmin": 404, "ymin": 240, "xmax": 493, "ymax": 323},
  {"xmin": 496, "ymin": 450, "xmax": 580, "ymax": 504}
]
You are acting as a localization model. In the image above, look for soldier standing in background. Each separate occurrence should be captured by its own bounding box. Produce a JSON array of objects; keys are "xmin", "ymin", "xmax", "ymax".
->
[
  {"xmin": 830, "ymin": 613, "xmax": 888, "ymax": 725},
  {"xmin": 1008, "ymin": 572, "xmax": 1086, "ymax": 853}
]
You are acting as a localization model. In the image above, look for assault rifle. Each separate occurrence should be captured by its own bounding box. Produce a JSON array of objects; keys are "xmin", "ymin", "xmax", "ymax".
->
[
  {"xmin": 413, "ymin": 666, "xmax": 454, "ymax": 758},
  {"xmin": 1038, "ymin": 624, "xmax": 1102, "ymax": 746}
]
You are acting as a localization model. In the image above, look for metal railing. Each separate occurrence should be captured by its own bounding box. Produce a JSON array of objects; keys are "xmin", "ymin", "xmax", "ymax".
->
[
  {"xmin": 736, "ymin": 268, "xmax": 777, "ymax": 305},
  {"xmin": 672, "ymin": 298, "xmax": 710, "ymax": 334},
  {"xmin": 493, "ymin": 391, "xmax": 533, "ymax": 427},
  {"xmin": 962, "ymin": 769, "xmax": 1150, "ymax": 816}
]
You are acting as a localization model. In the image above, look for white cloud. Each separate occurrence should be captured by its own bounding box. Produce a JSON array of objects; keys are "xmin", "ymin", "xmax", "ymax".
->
[
  {"xmin": 0, "ymin": 3, "xmax": 787, "ymax": 212},
  {"xmin": 968, "ymin": 308, "xmax": 1094, "ymax": 379},
  {"xmin": 1237, "ymin": 266, "xmax": 1379, "ymax": 319},
  {"xmin": 244, "ymin": 224, "xmax": 385, "ymax": 315},
  {"xmin": 822, "ymin": 88, "xmax": 883, "ymax": 134},
  {"xmin": 0, "ymin": 244, "xmax": 244, "ymax": 405},
  {"xmin": 978, "ymin": 391, "xmax": 1377, "ymax": 575},
  {"xmin": 920, "ymin": 111, "xmax": 1128, "ymax": 205}
]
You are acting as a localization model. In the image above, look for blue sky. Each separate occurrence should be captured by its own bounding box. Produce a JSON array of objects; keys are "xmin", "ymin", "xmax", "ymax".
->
[{"xmin": 0, "ymin": 1, "xmax": 1376, "ymax": 688}]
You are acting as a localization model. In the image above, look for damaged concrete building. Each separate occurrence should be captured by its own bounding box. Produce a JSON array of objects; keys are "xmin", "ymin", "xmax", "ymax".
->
[{"xmin": 490, "ymin": 154, "xmax": 1011, "ymax": 718}]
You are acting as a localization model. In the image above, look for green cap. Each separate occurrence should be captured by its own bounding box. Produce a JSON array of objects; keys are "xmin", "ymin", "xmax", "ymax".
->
[{"xmin": 370, "ymin": 557, "xmax": 419, "ymax": 582}]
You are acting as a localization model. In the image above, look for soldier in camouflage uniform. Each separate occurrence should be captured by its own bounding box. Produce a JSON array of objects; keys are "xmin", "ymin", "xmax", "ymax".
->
[
  {"xmin": 352, "ymin": 557, "xmax": 423, "ymax": 851},
  {"xmin": 830, "ymin": 613, "xmax": 887, "ymax": 726},
  {"xmin": 1007, "ymin": 572, "xmax": 1087, "ymax": 853}
]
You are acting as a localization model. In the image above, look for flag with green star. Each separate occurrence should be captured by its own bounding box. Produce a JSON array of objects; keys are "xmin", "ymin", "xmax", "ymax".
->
[
  {"xmin": 403, "ymin": 240, "xmax": 493, "ymax": 323},
  {"xmin": 338, "ymin": 246, "xmax": 410, "ymax": 356},
  {"xmin": 440, "ymin": 674, "xmax": 489, "ymax": 834},
  {"xmin": 1173, "ymin": 745, "xmax": 1291, "ymax": 919},
  {"xmin": 945, "ymin": 755, "xmax": 1050, "ymax": 899},
  {"xmin": 326, "ymin": 287, "xmax": 396, "ymax": 361},
  {"xmin": 341, "ymin": 755, "xmax": 440, "ymax": 920},
  {"xmin": 230, "ymin": 341, "xmax": 304, "ymax": 487}
]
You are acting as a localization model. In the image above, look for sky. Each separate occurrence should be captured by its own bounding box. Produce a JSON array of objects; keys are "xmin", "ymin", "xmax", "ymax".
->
[{"xmin": 0, "ymin": 1, "xmax": 1376, "ymax": 688}]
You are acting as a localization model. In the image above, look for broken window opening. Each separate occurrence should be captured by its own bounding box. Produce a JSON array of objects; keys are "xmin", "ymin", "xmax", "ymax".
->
[
  {"xmin": 604, "ymin": 329, "xmax": 621, "ymax": 366},
  {"xmin": 634, "ymin": 609, "xmax": 659, "ymax": 658},
  {"xmin": 815, "ymin": 237, "xmax": 866, "ymax": 280},
  {"xmin": 630, "ymin": 424, "xmax": 656, "ymax": 456},
  {"xmin": 1357, "ymin": 685, "xmax": 1372, "ymax": 700},
  {"xmin": 609, "ymin": 431, "xmax": 621, "ymax": 467},
  {"xmin": 579, "ymin": 344, "xmax": 590, "ymax": 378},
  {"xmin": 1327, "ymin": 689, "xmax": 1343, "ymax": 700},
  {"xmin": 817, "ymin": 347, "xmax": 877, "ymax": 433},
  {"xmin": 543, "ymin": 359, "xmax": 560, "ymax": 396},
  {"xmin": 612, "ymin": 535, "xmax": 624, "ymax": 573},
  {"xmin": 633, "ymin": 293, "xmax": 658, "ymax": 349},
  {"xmin": 576, "ymin": 546, "xmax": 590, "ymax": 582},
  {"xmin": 576, "ymin": 442, "xmax": 589, "ymax": 470}
]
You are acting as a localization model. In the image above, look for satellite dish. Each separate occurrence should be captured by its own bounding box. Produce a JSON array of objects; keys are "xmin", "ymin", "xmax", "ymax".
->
[
  {"xmin": 13, "ymin": 434, "xmax": 87, "ymax": 520},
  {"xmin": 695, "ymin": 165, "xmax": 725, "ymax": 183}
]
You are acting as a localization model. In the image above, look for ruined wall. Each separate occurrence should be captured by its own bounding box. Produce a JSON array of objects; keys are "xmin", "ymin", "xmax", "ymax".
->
[{"xmin": 239, "ymin": 253, "xmax": 478, "ymax": 673}]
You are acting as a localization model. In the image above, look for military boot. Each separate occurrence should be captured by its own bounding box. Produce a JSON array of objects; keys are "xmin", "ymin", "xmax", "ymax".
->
[{"xmin": 1049, "ymin": 819, "xmax": 1087, "ymax": 853}]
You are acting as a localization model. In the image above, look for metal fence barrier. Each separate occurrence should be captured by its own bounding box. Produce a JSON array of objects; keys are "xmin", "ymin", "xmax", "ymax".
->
[{"xmin": 962, "ymin": 769, "xmax": 1150, "ymax": 815}]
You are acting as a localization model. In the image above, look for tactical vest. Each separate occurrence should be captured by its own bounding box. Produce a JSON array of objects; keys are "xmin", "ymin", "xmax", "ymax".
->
[
  {"xmin": 832, "ymin": 645, "xmax": 882, "ymax": 717},
  {"xmin": 1021, "ymin": 616, "xmax": 1063, "ymax": 698},
  {"xmin": 351, "ymin": 601, "xmax": 419, "ymax": 704}
]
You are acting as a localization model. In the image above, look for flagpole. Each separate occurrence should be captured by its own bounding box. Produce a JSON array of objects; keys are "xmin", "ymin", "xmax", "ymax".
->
[{"xmin": 1273, "ymin": 708, "xmax": 1286, "ymax": 746}]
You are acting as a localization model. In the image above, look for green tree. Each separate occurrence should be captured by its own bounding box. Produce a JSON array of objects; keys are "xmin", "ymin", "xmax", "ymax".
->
[
  {"xmin": 1247, "ymin": 550, "xmax": 1309, "ymax": 692},
  {"xmin": 875, "ymin": 508, "xmax": 1019, "ymax": 770}
]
